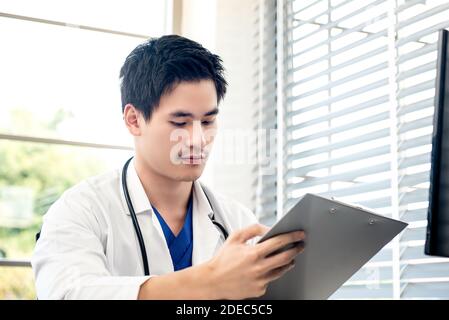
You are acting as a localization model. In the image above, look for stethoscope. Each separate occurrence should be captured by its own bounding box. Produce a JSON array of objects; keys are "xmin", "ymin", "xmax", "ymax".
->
[{"xmin": 121, "ymin": 157, "xmax": 229, "ymax": 276}]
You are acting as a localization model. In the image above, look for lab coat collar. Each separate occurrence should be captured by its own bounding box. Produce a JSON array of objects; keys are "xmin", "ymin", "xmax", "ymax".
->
[
  {"xmin": 192, "ymin": 179, "xmax": 214, "ymax": 219},
  {"xmin": 123, "ymin": 159, "xmax": 214, "ymax": 219}
]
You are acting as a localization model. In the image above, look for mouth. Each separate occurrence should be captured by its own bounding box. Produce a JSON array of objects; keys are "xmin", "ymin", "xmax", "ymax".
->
[{"xmin": 179, "ymin": 154, "xmax": 207, "ymax": 164}]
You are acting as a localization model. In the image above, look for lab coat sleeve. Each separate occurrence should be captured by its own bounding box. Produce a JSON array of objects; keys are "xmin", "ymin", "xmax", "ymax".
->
[
  {"xmin": 31, "ymin": 187, "xmax": 153, "ymax": 300},
  {"xmin": 239, "ymin": 204, "xmax": 263, "ymax": 246},
  {"xmin": 221, "ymin": 196, "xmax": 260, "ymax": 245}
]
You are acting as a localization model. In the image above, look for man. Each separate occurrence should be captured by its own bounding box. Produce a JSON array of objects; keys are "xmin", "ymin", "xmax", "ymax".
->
[{"xmin": 32, "ymin": 35, "xmax": 305, "ymax": 299}]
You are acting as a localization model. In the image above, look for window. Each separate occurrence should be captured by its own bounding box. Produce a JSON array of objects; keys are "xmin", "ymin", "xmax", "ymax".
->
[
  {"xmin": 0, "ymin": 0, "xmax": 169, "ymax": 299},
  {"xmin": 255, "ymin": 0, "xmax": 449, "ymax": 299}
]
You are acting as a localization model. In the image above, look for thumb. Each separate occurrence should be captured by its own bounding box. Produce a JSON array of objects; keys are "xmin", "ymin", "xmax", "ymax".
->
[{"xmin": 229, "ymin": 223, "xmax": 269, "ymax": 243}]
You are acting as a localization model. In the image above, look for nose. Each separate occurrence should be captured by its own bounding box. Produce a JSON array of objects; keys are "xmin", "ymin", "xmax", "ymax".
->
[{"xmin": 188, "ymin": 120, "xmax": 207, "ymax": 151}]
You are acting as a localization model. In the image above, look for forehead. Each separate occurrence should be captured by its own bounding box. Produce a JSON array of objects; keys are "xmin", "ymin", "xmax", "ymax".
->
[{"xmin": 157, "ymin": 80, "xmax": 218, "ymax": 115}]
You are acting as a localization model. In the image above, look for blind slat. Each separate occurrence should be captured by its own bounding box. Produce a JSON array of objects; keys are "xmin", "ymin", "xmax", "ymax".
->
[
  {"xmin": 288, "ymin": 128, "xmax": 390, "ymax": 162},
  {"xmin": 286, "ymin": 45, "xmax": 388, "ymax": 86},
  {"xmin": 396, "ymin": 20, "xmax": 449, "ymax": 47},
  {"xmin": 288, "ymin": 95, "xmax": 389, "ymax": 130},
  {"xmin": 399, "ymin": 134, "xmax": 432, "ymax": 152},
  {"xmin": 286, "ymin": 29, "xmax": 387, "ymax": 67},
  {"xmin": 397, "ymin": 3, "xmax": 449, "ymax": 30},
  {"xmin": 285, "ymin": 161, "xmax": 390, "ymax": 184},
  {"xmin": 289, "ymin": 0, "xmax": 386, "ymax": 49},
  {"xmin": 291, "ymin": 62, "xmax": 388, "ymax": 100},
  {"xmin": 287, "ymin": 145, "xmax": 390, "ymax": 179},
  {"xmin": 287, "ymin": 111, "xmax": 389, "ymax": 147},
  {"xmin": 320, "ymin": 180, "xmax": 390, "ymax": 198},
  {"xmin": 397, "ymin": 43, "xmax": 437, "ymax": 64},
  {"xmin": 398, "ymin": 98, "xmax": 434, "ymax": 116},
  {"xmin": 398, "ymin": 115, "xmax": 433, "ymax": 135},
  {"xmin": 398, "ymin": 152, "xmax": 431, "ymax": 170},
  {"xmin": 397, "ymin": 80, "xmax": 435, "ymax": 99},
  {"xmin": 397, "ymin": 61, "xmax": 436, "ymax": 81},
  {"xmin": 288, "ymin": 79, "xmax": 389, "ymax": 116},
  {"xmin": 286, "ymin": 0, "xmax": 352, "ymax": 26},
  {"xmin": 399, "ymin": 171, "xmax": 430, "ymax": 189}
]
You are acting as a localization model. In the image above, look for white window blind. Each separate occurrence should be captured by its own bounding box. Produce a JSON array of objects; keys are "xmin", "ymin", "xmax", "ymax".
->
[{"xmin": 255, "ymin": 0, "xmax": 449, "ymax": 299}]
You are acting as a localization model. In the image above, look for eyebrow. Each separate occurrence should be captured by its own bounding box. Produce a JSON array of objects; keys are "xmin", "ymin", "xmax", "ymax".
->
[{"xmin": 169, "ymin": 107, "xmax": 219, "ymax": 118}]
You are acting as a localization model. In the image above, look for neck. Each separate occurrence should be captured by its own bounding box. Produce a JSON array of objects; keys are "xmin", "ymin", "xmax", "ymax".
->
[{"xmin": 134, "ymin": 154, "xmax": 193, "ymax": 220}]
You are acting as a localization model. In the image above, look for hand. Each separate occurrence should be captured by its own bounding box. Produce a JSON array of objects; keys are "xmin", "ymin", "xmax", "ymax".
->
[{"xmin": 207, "ymin": 223, "xmax": 305, "ymax": 299}]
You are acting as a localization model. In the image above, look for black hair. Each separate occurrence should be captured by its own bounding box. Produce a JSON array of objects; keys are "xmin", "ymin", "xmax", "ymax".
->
[{"xmin": 119, "ymin": 35, "xmax": 227, "ymax": 120}]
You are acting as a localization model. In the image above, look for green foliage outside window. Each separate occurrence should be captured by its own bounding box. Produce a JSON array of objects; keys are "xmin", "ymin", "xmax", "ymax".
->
[{"xmin": 0, "ymin": 108, "xmax": 107, "ymax": 299}]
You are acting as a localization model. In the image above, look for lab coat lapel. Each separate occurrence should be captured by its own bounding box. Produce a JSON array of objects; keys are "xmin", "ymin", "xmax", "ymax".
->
[
  {"xmin": 123, "ymin": 159, "xmax": 174, "ymax": 275},
  {"xmin": 145, "ymin": 211, "xmax": 174, "ymax": 274},
  {"xmin": 192, "ymin": 181, "xmax": 221, "ymax": 265}
]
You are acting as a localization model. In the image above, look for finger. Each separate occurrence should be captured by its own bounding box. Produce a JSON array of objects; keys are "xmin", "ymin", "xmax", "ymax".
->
[
  {"xmin": 261, "ymin": 243, "xmax": 304, "ymax": 271},
  {"xmin": 229, "ymin": 224, "xmax": 270, "ymax": 243},
  {"xmin": 256, "ymin": 230, "xmax": 305, "ymax": 258},
  {"xmin": 263, "ymin": 260, "xmax": 296, "ymax": 283}
]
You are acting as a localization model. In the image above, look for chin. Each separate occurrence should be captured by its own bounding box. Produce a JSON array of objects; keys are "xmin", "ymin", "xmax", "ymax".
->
[{"xmin": 171, "ymin": 164, "xmax": 205, "ymax": 181}]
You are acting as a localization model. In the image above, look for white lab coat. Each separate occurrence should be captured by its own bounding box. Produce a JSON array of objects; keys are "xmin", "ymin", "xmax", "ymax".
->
[{"xmin": 31, "ymin": 160, "xmax": 258, "ymax": 300}]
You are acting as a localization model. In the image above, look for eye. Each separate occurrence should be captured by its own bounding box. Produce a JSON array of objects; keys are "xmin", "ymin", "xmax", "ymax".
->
[
  {"xmin": 170, "ymin": 121, "xmax": 187, "ymax": 127},
  {"xmin": 202, "ymin": 119, "xmax": 215, "ymax": 126}
]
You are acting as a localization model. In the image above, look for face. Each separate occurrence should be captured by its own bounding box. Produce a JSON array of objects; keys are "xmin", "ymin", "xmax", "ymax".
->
[{"xmin": 124, "ymin": 79, "xmax": 218, "ymax": 181}]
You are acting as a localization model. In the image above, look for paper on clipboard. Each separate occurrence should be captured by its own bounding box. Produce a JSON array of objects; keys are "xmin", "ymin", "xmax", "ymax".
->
[{"xmin": 258, "ymin": 193, "xmax": 408, "ymax": 300}]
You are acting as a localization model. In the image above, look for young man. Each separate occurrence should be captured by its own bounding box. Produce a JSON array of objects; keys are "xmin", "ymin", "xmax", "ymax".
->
[{"xmin": 32, "ymin": 35, "xmax": 305, "ymax": 300}]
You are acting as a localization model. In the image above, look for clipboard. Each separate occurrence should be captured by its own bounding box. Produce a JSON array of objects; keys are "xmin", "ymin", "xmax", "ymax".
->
[{"xmin": 257, "ymin": 193, "xmax": 408, "ymax": 300}]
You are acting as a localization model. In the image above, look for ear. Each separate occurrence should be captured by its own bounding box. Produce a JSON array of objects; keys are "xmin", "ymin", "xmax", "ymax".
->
[{"xmin": 123, "ymin": 104, "xmax": 143, "ymax": 136}]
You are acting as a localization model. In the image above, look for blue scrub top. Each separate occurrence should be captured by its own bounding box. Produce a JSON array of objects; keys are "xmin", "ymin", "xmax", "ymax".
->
[{"xmin": 152, "ymin": 196, "xmax": 193, "ymax": 271}]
